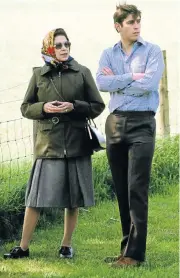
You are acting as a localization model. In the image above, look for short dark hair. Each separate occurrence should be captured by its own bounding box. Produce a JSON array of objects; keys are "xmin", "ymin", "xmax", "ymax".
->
[
  {"xmin": 113, "ymin": 3, "xmax": 141, "ymax": 25},
  {"xmin": 54, "ymin": 28, "xmax": 69, "ymax": 41}
]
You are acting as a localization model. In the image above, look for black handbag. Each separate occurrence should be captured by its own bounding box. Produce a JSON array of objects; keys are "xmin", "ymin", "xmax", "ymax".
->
[{"xmin": 86, "ymin": 119, "xmax": 106, "ymax": 152}]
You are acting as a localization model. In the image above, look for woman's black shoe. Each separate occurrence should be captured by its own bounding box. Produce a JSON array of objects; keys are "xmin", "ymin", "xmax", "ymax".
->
[
  {"xmin": 59, "ymin": 246, "xmax": 74, "ymax": 258},
  {"xmin": 4, "ymin": 246, "xmax": 29, "ymax": 259}
]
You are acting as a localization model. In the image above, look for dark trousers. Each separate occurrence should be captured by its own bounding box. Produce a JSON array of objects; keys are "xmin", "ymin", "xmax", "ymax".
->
[{"xmin": 106, "ymin": 111, "xmax": 156, "ymax": 262}]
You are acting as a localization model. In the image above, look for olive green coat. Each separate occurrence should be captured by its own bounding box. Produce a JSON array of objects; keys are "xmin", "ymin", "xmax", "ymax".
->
[{"xmin": 21, "ymin": 59, "xmax": 105, "ymax": 159}]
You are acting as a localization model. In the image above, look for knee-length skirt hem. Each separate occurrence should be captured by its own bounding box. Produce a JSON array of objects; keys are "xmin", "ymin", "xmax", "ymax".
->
[{"xmin": 25, "ymin": 156, "xmax": 94, "ymax": 208}]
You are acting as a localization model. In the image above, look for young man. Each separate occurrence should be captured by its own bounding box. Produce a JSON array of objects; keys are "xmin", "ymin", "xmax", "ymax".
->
[{"xmin": 96, "ymin": 4, "xmax": 164, "ymax": 267}]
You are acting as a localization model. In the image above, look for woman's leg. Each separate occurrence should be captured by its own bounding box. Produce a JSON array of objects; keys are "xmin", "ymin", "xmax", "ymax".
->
[
  {"xmin": 20, "ymin": 207, "xmax": 40, "ymax": 250},
  {"xmin": 61, "ymin": 208, "xmax": 79, "ymax": 247}
]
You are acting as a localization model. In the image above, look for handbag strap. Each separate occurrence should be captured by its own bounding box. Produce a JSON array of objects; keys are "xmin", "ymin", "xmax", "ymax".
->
[
  {"xmin": 49, "ymin": 77, "xmax": 66, "ymax": 102},
  {"xmin": 87, "ymin": 118, "xmax": 97, "ymax": 128}
]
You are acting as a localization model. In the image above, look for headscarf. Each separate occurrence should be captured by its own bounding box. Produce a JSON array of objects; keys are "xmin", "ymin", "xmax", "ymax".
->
[{"xmin": 41, "ymin": 29, "xmax": 72, "ymax": 68}]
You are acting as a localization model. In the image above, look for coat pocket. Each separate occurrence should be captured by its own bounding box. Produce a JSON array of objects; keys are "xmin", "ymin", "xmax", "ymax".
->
[{"xmin": 105, "ymin": 114, "xmax": 117, "ymax": 136}]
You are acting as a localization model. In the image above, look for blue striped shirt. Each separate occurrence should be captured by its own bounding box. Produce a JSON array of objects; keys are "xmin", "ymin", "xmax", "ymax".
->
[{"xmin": 96, "ymin": 37, "xmax": 165, "ymax": 113}]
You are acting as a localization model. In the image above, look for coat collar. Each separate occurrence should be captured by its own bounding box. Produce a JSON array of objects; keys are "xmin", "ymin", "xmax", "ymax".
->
[{"xmin": 40, "ymin": 59, "xmax": 80, "ymax": 76}]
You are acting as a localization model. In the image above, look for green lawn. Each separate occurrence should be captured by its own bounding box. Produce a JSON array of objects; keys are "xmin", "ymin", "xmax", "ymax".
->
[{"xmin": 0, "ymin": 186, "xmax": 178, "ymax": 278}]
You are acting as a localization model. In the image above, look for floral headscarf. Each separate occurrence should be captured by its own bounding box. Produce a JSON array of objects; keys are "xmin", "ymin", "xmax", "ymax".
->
[
  {"xmin": 41, "ymin": 29, "xmax": 72, "ymax": 68},
  {"xmin": 41, "ymin": 29, "xmax": 57, "ymax": 66}
]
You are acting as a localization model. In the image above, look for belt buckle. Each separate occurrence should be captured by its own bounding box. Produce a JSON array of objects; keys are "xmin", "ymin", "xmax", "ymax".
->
[{"xmin": 52, "ymin": 117, "xmax": 59, "ymax": 125}]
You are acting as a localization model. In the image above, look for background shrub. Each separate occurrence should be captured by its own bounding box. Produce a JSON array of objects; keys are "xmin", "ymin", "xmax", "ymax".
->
[
  {"xmin": 93, "ymin": 135, "xmax": 179, "ymax": 197},
  {"xmin": 150, "ymin": 135, "xmax": 179, "ymax": 194}
]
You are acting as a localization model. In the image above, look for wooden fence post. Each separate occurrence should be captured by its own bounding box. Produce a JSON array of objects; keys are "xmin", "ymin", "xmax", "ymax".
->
[{"xmin": 159, "ymin": 50, "xmax": 170, "ymax": 136}]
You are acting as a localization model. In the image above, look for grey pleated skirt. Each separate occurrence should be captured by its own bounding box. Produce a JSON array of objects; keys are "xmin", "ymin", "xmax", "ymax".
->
[{"xmin": 25, "ymin": 156, "xmax": 94, "ymax": 208}]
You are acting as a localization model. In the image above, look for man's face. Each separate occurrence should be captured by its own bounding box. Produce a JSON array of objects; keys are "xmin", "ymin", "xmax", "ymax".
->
[{"xmin": 115, "ymin": 14, "xmax": 141, "ymax": 42}]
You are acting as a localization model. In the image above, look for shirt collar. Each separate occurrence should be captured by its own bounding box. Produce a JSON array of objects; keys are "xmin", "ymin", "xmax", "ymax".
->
[{"xmin": 113, "ymin": 36, "xmax": 146, "ymax": 49}]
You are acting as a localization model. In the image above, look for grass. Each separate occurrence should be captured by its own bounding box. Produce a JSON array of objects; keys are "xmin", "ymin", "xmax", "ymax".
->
[{"xmin": 0, "ymin": 185, "xmax": 178, "ymax": 278}]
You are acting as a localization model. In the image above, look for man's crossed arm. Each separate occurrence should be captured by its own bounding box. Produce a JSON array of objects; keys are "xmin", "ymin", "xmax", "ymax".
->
[{"xmin": 96, "ymin": 46, "xmax": 164, "ymax": 97}]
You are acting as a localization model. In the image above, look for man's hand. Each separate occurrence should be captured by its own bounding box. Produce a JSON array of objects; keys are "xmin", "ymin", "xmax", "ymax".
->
[
  {"xmin": 101, "ymin": 67, "xmax": 114, "ymax": 76},
  {"xmin": 132, "ymin": 73, "xmax": 145, "ymax": 80}
]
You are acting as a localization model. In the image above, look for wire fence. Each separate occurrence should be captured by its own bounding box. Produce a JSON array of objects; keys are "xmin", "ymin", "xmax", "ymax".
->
[
  {"xmin": 0, "ymin": 81, "xmax": 33, "ymax": 189},
  {"xmin": 0, "ymin": 119, "xmax": 33, "ymax": 193}
]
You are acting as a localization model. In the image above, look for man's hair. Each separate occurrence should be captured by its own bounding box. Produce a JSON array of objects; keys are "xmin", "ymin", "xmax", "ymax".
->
[
  {"xmin": 54, "ymin": 28, "xmax": 69, "ymax": 41},
  {"xmin": 113, "ymin": 3, "xmax": 141, "ymax": 25}
]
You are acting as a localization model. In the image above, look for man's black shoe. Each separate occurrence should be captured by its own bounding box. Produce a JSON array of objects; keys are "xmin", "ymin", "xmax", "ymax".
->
[{"xmin": 4, "ymin": 246, "xmax": 29, "ymax": 259}]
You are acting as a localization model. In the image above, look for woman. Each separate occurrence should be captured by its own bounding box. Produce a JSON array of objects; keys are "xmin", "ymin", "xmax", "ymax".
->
[{"xmin": 4, "ymin": 28, "xmax": 105, "ymax": 259}]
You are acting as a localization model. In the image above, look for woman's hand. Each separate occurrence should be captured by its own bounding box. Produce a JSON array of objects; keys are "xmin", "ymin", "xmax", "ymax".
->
[
  {"xmin": 55, "ymin": 102, "xmax": 74, "ymax": 113},
  {"xmin": 43, "ymin": 101, "xmax": 74, "ymax": 113}
]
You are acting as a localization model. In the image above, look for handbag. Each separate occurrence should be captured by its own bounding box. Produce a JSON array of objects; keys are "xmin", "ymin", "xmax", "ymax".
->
[{"xmin": 86, "ymin": 119, "xmax": 106, "ymax": 152}]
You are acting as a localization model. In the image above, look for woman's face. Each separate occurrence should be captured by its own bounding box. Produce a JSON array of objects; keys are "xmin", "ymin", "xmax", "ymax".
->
[{"xmin": 54, "ymin": 35, "xmax": 70, "ymax": 62}]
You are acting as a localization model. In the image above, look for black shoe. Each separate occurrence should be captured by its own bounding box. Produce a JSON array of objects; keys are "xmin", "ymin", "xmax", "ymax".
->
[
  {"xmin": 4, "ymin": 246, "xmax": 29, "ymax": 259},
  {"xmin": 59, "ymin": 246, "xmax": 74, "ymax": 259}
]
